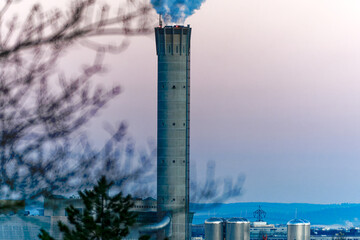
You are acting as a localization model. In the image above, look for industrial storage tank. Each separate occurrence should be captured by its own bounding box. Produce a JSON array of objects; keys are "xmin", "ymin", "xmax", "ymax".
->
[
  {"xmin": 205, "ymin": 218, "xmax": 224, "ymax": 240},
  {"xmin": 226, "ymin": 217, "xmax": 250, "ymax": 240},
  {"xmin": 287, "ymin": 219, "xmax": 310, "ymax": 240}
]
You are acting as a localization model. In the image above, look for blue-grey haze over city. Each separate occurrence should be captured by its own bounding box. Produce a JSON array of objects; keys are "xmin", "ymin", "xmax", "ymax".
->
[{"xmin": 51, "ymin": 0, "xmax": 360, "ymax": 203}]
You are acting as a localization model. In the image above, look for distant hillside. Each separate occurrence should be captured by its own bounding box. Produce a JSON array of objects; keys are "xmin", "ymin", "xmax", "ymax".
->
[{"xmin": 190, "ymin": 202, "xmax": 360, "ymax": 226}]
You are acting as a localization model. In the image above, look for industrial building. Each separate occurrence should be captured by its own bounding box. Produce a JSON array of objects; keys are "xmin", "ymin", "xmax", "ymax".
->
[
  {"xmin": 310, "ymin": 227, "xmax": 360, "ymax": 240},
  {"xmin": 204, "ymin": 217, "xmax": 250, "ymax": 240},
  {"xmin": 287, "ymin": 219, "xmax": 310, "ymax": 240},
  {"xmin": 204, "ymin": 218, "xmax": 225, "ymax": 240},
  {"xmin": 194, "ymin": 205, "xmax": 360, "ymax": 240},
  {"xmin": 0, "ymin": 196, "xmax": 76, "ymax": 240},
  {"xmin": 0, "ymin": 196, "xmax": 160, "ymax": 240},
  {"xmin": 201, "ymin": 218, "xmax": 311, "ymax": 240},
  {"xmin": 250, "ymin": 221, "xmax": 286, "ymax": 240},
  {"xmin": 0, "ymin": 23, "xmax": 194, "ymax": 240},
  {"xmin": 155, "ymin": 24, "xmax": 192, "ymax": 240}
]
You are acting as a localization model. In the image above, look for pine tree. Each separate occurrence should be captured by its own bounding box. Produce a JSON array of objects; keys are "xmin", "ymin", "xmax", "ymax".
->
[
  {"xmin": 38, "ymin": 229, "xmax": 55, "ymax": 240},
  {"xmin": 39, "ymin": 176, "xmax": 137, "ymax": 240}
]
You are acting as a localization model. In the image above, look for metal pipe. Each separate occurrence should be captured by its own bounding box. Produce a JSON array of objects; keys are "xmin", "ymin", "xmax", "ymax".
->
[{"xmin": 139, "ymin": 214, "xmax": 171, "ymax": 233}]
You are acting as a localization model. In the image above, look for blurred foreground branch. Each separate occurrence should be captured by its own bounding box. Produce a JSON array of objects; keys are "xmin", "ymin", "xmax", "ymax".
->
[
  {"xmin": 191, "ymin": 161, "xmax": 245, "ymax": 208},
  {"xmin": 0, "ymin": 0, "xmax": 154, "ymax": 58},
  {"xmin": 0, "ymin": 0, "xmax": 242, "ymax": 209},
  {"xmin": 0, "ymin": 0, "xmax": 156, "ymax": 201}
]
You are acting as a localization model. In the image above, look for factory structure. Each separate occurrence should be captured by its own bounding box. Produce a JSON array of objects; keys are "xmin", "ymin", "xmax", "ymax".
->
[
  {"xmin": 0, "ymin": 20, "xmax": 359, "ymax": 240},
  {"xmin": 0, "ymin": 22, "xmax": 194, "ymax": 240},
  {"xmin": 196, "ymin": 211, "xmax": 360, "ymax": 240},
  {"xmin": 1, "ymin": 200, "xmax": 360, "ymax": 240},
  {"xmin": 195, "ymin": 207, "xmax": 358, "ymax": 240},
  {"xmin": 203, "ymin": 217, "xmax": 309, "ymax": 240},
  {"xmin": 120, "ymin": 21, "xmax": 193, "ymax": 240},
  {"xmin": 154, "ymin": 23, "xmax": 192, "ymax": 240}
]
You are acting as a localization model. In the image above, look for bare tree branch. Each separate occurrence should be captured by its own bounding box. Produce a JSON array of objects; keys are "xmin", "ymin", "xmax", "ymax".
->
[{"xmin": 0, "ymin": 0, "xmax": 157, "ymax": 201}]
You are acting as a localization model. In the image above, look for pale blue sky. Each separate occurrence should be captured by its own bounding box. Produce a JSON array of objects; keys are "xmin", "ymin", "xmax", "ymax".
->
[
  {"xmin": 19, "ymin": 0, "xmax": 360, "ymax": 203},
  {"xmin": 97, "ymin": 0, "xmax": 360, "ymax": 203},
  {"xmin": 112, "ymin": 0, "xmax": 360, "ymax": 203}
]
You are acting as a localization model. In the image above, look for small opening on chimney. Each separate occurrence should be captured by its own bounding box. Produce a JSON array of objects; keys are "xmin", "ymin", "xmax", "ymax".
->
[
  {"xmin": 172, "ymin": 198, "xmax": 175, "ymax": 202},
  {"xmin": 173, "ymin": 160, "xmax": 175, "ymax": 163},
  {"xmin": 183, "ymin": 86, "xmax": 185, "ymax": 88},
  {"xmin": 172, "ymin": 85, "xmax": 176, "ymax": 89},
  {"xmin": 172, "ymin": 123, "xmax": 175, "ymax": 126}
]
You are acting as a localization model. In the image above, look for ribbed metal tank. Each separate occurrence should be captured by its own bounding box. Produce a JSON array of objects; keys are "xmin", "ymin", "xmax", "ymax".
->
[
  {"xmin": 287, "ymin": 219, "xmax": 310, "ymax": 240},
  {"xmin": 226, "ymin": 218, "xmax": 250, "ymax": 240},
  {"xmin": 205, "ymin": 218, "xmax": 224, "ymax": 240},
  {"xmin": 155, "ymin": 25, "xmax": 192, "ymax": 240}
]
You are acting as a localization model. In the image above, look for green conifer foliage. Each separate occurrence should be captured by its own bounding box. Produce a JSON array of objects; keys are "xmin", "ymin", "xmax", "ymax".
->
[
  {"xmin": 38, "ymin": 229, "xmax": 55, "ymax": 240},
  {"xmin": 39, "ymin": 176, "xmax": 137, "ymax": 240}
]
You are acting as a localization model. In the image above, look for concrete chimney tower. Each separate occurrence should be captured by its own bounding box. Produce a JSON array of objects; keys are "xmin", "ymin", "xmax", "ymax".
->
[{"xmin": 155, "ymin": 25, "xmax": 191, "ymax": 240}]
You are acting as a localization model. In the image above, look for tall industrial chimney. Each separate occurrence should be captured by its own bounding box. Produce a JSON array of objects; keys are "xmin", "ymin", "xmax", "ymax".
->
[{"xmin": 155, "ymin": 25, "xmax": 192, "ymax": 240}]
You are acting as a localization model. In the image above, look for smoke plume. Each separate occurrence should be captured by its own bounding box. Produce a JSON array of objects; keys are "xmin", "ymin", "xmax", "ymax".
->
[{"xmin": 151, "ymin": 0, "xmax": 206, "ymax": 24}]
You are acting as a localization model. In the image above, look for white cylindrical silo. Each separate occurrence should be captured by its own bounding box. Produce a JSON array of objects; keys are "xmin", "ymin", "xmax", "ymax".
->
[
  {"xmin": 287, "ymin": 219, "xmax": 310, "ymax": 240},
  {"xmin": 226, "ymin": 218, "xmax": 250, "ymax": 240},
  {"xmin": 205, "ymin": 218, "xmax": 224, "ymax": 240}
]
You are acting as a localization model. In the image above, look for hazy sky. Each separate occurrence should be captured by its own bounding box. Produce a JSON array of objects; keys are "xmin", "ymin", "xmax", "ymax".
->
[{"xmin": 45, "ymin": 0, "xmax": 360, "ymax": 203}]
